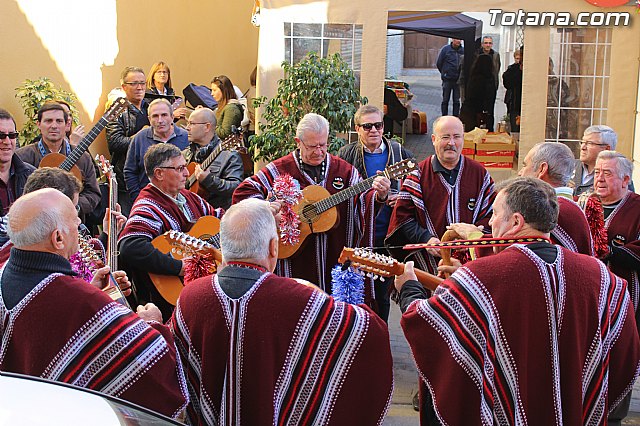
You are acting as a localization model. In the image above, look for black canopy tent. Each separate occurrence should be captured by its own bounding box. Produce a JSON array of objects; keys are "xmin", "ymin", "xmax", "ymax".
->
[{"xmin": 388, "ymin": 11, "xmax": 483, "ymax": 83}]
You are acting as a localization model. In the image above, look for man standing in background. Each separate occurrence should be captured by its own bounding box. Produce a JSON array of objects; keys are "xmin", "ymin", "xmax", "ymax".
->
[{"xmin": 436, "ymin": 39, "xmax": 464, "ymax": 117}]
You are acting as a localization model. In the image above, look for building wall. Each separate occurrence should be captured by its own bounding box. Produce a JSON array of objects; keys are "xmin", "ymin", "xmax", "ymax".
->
[
  {"xmin": 259, "ymin": 0, "xmax": 639, "ymax": 171},
  {"xmin": 0, "ymin": 0, "xmax": 259, "ymax": 156}
]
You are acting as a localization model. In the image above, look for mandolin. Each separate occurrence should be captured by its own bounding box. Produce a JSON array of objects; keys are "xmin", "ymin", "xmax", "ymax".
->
[
  {"xmin": 97, "ymin": 156, "xmax": 120, "ymax": 274},
  {"xmin": 39, "ymin": 97, "xmax": 130, "ymax": 180},
  {"xmin": 338, "ymin": 247, "xmax": 442, "ymax": 292},
  {"xmin": 149, "ymin": 215, "xmax": 221, "ymax": 305},
  {"xmin": 277, "ymin": 158, "xmax": 417, "ymax": 259},
  {"xmin": 185, "ymin": 130, "xmax": 246, "ymax": 195}
]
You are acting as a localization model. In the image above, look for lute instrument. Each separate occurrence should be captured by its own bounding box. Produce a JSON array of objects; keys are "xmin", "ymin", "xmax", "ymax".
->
[
  {"xmin": 40, "ymin": 97, "xmax": 130, "ymax": 180},
  {"xmin": 277, "ymin": 158, "xmax": 417, "ymax": 259},
  {"xmin": 338, "ymin": 247, "xmax": 442, "ymax": 291},
  {"xmin": 149, "ymin": 216, "xmax": 221, "ymax": 305},
  {"xmin": 185, "ymin": 130, "xmax": 246, "ymax": 195}
]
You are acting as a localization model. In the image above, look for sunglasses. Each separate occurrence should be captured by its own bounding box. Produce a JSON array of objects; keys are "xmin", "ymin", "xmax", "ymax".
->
[
  {"xmin": 0, "ymin": 132, "xmax": 18, "ymax": 140},
  {"xmin": 360, "ymin": 122, "xmax": 383, "ymax": 131}
]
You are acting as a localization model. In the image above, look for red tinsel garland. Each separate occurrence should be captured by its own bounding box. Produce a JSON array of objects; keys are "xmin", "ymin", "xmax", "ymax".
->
[
  {"xmin": 584, "ymin": 194, "xmax": 609, "ymax": 259},
  {"xmin": 184, "ymin": 253, "xmax": 217, "ymax": 284},
  {"xmin": 273, "ymin": 174, "xmax": 302, "ymax": 246}
]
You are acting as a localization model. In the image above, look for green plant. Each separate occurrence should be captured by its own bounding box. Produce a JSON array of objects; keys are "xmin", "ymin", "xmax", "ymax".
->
[
  {"xmin": 250, "ymin": 52, "xmax": 365, "ymax": 162},
  {"xmin": 15, "ymin": 77, "xmax": 79, "ymax": 146}
]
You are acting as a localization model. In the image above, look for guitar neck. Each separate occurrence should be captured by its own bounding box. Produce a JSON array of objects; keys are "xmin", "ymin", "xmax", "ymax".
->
[
  {"xmin": 390, "ymin": 262, "xmax": 442, "ymax": 291},
  {"xmin": 107, "ymin": 176, "xmax": 118, "ymax": 270},
  {"xmin": 313, "ymin": 175, "xmax": 376, "ymax": 214},
  {"xmin": 186, "ymin": 144, "xmax": 224, "ymax": 188},
  {"xmin": 60, "ymin": 116, "xmax": 109, "ymax": 171}
]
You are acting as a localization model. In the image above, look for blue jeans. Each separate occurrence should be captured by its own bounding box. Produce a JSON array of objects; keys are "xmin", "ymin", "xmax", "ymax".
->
[{"xmin": 441, "ymin": 79, "xmax": 460, "ymax": 116}]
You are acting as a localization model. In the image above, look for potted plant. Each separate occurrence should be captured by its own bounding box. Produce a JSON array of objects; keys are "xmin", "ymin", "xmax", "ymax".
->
[
  {"xmin": 250, "ymin": 52, "xmax": 365, "ymax": 162},
  {"xmin": 15, "ymin": 77, "xmax": 79, "ymax": 146}
]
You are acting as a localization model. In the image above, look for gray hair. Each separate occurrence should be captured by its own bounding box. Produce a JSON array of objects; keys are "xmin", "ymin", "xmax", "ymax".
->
[
  {"xmin": 354, "ymin": 105, "xmax": 382, "ymax": 126},
  {"xmin": 220, "ymin": 198, "xmax": 278, "ymax": 261},
  {"xmin": 584, "ymin": 125, "xmax": 617, "ymax": 150},
  {"xmin": 7, "ymin": 203, "xmax": 69, "ymax": 248},
  {"xmin": 529, "ymin": 142, "xmax": 575, "ymax": 186},
  {"xmin": 120, "ymin": 66, "xmax": 145, "ymax": 85},
  {"xmin": 597, "ymin": 150, "xmax": 633, "ymax": 180},
  {"xmin": 296, "ymin": 113, "xmax": 329, "ymax": 142},
  {"xmin": 144, "ymin": 143, "xmax": 183, "ymax": 178},
  {"xmin": 495, "ymin": 177, "xmax": 558, "ymax": 233},
  {"xmin": 148, "ymin": 98, "xmax": 174, "ymax": 116}
]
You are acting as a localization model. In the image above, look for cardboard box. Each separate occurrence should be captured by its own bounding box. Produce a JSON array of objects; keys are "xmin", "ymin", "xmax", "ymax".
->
[
  {"xmin": 482, "ymin": 132, "xmax": 512, "ymax": 143},
  {"xmin": 480, "ymin": 161, "xmax": 513, "ymax": 169},
  {"xmin": 475, "ymin": 148, "xmax": 515, "ymax": 156},
  {"xmin": 462, "ymin": 148, "xmax": 475, "ymax": 156},
  {"xmin": 475, "ymin": 155, "xmax": 514, "ymax": 162}
]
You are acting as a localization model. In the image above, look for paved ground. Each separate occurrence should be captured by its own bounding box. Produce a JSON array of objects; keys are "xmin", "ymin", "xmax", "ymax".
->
[{"xmin": 382, "ymin": 73, "xmax": 640, "ymax": 425}]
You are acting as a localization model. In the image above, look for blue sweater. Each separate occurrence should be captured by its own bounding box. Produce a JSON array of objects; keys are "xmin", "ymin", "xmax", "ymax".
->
[{"xmin": 124, "ymin": 125, "xmax": 189, "ymax": 200}]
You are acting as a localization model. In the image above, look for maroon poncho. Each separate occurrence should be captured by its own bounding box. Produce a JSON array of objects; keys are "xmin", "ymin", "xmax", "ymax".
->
[
  {"xmin": 170, "ymin": 271, "xmax": 393, "ymax": 425},
  {"xmin": 0, "ymin": 272, "xmax": 188, "ymax": 418},
  {"xmin": 402, "ymin": 244, "xmax": 640, "ymax": 425}
]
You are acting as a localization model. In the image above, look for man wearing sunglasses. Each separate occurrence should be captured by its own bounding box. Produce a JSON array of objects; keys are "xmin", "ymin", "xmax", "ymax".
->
[
  {"xmin": 338, "ymin": 104, "xmax": 413, "ymax": 322},
  {"xmin": 0, "ymin": 109, "xmax": 36, "ymax": 244}
]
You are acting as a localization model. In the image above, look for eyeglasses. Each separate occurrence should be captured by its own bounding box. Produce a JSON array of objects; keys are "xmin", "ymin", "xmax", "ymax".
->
[
  {"xmin": 360, "ymin": 122, "xmax": 384, "ymax": 131},
  {"xmin": 186, "ymin": 121, "xmax": 208, "ymax": 127},
  {"xmin": 123, "ymin": 81, "xmax": 146, "ymax": 87},
  {"xmin": 580, "ymin": 140, "xmax": 608, "ymax": 148},
  {"xmin": 438, "ymin": 134, "xmax": 463, "ymax": 142},
  {"xmin": 0, "ymin": 132, "xmax": 18, "ymax": 140},
  {"xmin": 158, "ymin": 165, "xmax": 188, "ymax": 173}
]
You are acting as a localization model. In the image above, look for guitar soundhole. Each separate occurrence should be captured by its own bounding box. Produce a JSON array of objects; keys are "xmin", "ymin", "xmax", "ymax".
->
[{"xmin": 301, "ymin": 204, "xmax": 318, "ymax": 223}]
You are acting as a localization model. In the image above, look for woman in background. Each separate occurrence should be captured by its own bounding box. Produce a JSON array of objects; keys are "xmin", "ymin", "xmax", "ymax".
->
[
  {"xmin": 211, "ymin": 75, "xmax": 243, "ymax": 140},
  {"xmin": 146, "ymin": 61, "xmax": 186, "ymax": 120},
  {"xmin": 460, "ymin": 54, "xmax": 495, "ymax": 131}
]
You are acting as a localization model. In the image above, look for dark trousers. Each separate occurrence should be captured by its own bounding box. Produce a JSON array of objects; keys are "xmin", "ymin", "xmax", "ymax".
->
[
  {"xmin": 441, "ymin": 79, "xmax": 460, "ymax": 117},
  {"xmin": 486, "ymin": 90, "xmax": 497, "ymax": 131}
]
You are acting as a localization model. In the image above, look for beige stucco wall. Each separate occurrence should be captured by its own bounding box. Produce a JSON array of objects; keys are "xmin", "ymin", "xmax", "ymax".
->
[
  {"xmin": 259, "ymin": 0, "xmax": 640, "ymax": 174},
  {"xmin": 0, "ymin": 0, "xmax": 259, "ymax": 156}
]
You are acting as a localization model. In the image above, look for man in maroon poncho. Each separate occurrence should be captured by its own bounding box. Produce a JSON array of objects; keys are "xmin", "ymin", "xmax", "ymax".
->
[
  {"xmin": 386, "ymin": 115, "xmax": 495, "ymax": 275},
  {"xmin": 0, "ymin": 188, "xmax": 188, "ymax": 419},
  {"xmin": 170, "ymin": 198, "xmax": 393, "ymax": 425},
  {"xmin": 118, "ymin": 143, "xmax": 223, "ymax": 316},
  {"xmin": 232, "ymin": 113, "xmax": 390, "ymax": 298},
  {"xmin": 517, "ymin": 141, "xmax": 593, "ymax": 255},
  {"xmin": 595, "ymin": 151, "xmax": 640, "ymax": 316},
  {"xmin": 396, "ymin": 177, "xmax": 640, "ymax": 425}
]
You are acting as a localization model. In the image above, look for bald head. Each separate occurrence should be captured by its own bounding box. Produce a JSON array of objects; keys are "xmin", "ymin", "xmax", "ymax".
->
[
  {"xmin": 7, "ymin": 188, "xmax": 79, "ymax": 255},
  {"xmin": 187, "ymin": 107, "xmax": 217, "ymax": 146}
]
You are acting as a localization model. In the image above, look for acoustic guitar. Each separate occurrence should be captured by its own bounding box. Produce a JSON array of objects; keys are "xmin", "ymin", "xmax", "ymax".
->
[
  {"xmin": 149, "ymin": 216, "xmax": 221, "ymax": 305},
  {"xmin": 338, "ymin": 247, "xmax": 442, "ymax": 292},
  {"xmin": 39, "ymin": 97, "xmax": 130, "ymax": 180},
  {"xmin": 185, "ymin": 130, "xmax": 246, "ymax": 195},
  {"xmin": 277, "ymin": 158, "xmax": 417, "ymax": 259}
]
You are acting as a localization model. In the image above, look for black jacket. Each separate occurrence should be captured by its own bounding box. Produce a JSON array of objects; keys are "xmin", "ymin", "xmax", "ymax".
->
[
  {"xmin": 0, "ymin": 154, "xmax": 36, "ymax": 245},
  {"xmin": 105, "ymin": 101, "xmax": 149, "ymax": 186}
]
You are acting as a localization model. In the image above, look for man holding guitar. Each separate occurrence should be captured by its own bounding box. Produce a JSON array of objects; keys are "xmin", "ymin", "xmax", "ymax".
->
[
  {"xmin": 183, "ymin": 107, "xmax": 243, "ymax": 210},
  {"xmin": 119, "ymin": 143, "xmax": 223, "ymax": 319},
  {"xmin": 16, "ymin": 102, "xmax": 101, "ymax": 219},
  {"xmin": 233, "ymin": 113, "xmax": 391, "ymax": 299}
]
